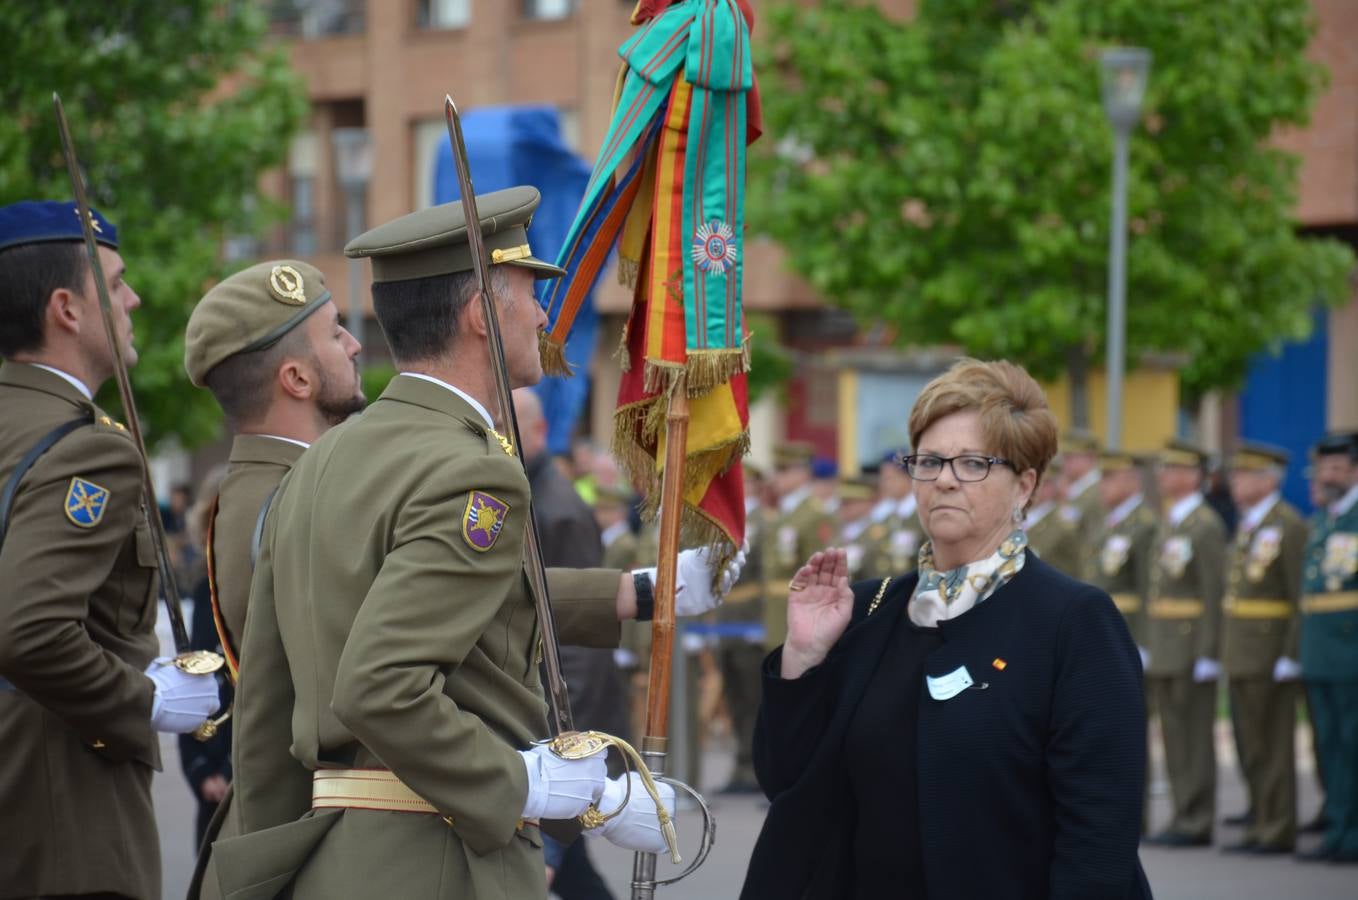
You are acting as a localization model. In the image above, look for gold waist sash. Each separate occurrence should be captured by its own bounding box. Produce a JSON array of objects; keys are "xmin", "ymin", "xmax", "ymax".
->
[
  {"xmin": 1225, "ymin": 598, "xmax": 1293, "ymax": 620},
  {"xmin": 1301, "ymin": 591, "xmax": 1358, "ymax": 614},
  {"xmin": 312, "ymin": 768, "xmax": 537, "ymax": 831},
  {"xmin": 1110, "ymin": 593, "xmax": 1141, "ymax": 615},
  {"xmin": 1149, "ymin": 597, "xmax": 1204, "ymax": 619}
]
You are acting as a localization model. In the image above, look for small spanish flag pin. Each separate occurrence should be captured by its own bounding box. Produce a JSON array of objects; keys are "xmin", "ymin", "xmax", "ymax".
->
[{"xmin": 992, "ymin": 658, "xmax": 1007, "ymax": 671}]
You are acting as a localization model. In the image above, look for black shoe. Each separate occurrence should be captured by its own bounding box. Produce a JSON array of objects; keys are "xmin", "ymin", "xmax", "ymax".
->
[
  {"xmin": 1146, "ymin": 831, "xmax": 1211, "ymax": 848},
  {"xmin": 1300, "ymin": 814, "xmax": 1330, "ymax": 835},
  {"xmin": 1296, "ymin": 845, "xmax": 1337, "ymax": 862},
  {"xmin": 1328, "ymin": 848, "xmax": 1358, "ymax": 865},
  {"xmin": 1246, "ymin": 843, "xmax": 1294, "ymax": 856},
  {"xmin": 1220, "ymin": 840, "xmax": 1258, "ymax": 854},
  {"xmin": 1222, "ymin": 810, "xmax": 1253, "ymax": 827}
]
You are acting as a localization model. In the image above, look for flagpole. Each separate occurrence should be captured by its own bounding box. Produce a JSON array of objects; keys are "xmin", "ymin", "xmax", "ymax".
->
[{"xmin": 632, "ymin": 374, "xmax": 690, "ymax": 899}]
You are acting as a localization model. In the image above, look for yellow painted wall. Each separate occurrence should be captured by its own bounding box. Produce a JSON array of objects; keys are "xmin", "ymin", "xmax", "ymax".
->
[{"xmin": 1040, "ymin": 368, "xmax": 1179, "ymax": 452}]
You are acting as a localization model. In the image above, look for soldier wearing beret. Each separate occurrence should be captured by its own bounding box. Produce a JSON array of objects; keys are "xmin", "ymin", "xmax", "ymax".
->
[
  {"xmin": 1297, "ymin": 432, "xmax": 1358, "ymax": 863},
  {"xmin": 215, "ymin": 187, "xmax": 741, "ymax": 898},
  {"xmin": 1144, "ymin": 440, "xmax": 1228, "ymax": 847},
  {"xmin": 181, "ymin": 259, "xmax": 364, "ymax": 898},
  {"xmin": 1219, "ymin": 441, "xmax": 1306, "ymax": 854},
  {"xmin": 1023, "ymin": 456, "xmax": 1082, "ymax": 578},
  {"xmin": 761, "ymin": 441, "xmax": 835, "ymax": 651},
  {"xmin": 0, "ymin": 200, "xmax": 219, "ymax": 898}
]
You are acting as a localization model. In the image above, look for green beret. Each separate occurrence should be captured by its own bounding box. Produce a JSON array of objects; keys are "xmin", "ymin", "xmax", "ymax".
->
[
  {"xmin": 184, "ymin": 260, "xmax": 332, "ymax": 387},
  {"xmin": 344, "ymin": 185, "xmax": 565, "ymax": 284}
]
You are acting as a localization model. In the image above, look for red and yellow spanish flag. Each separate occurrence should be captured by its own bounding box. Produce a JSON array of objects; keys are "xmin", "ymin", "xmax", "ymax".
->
[{"xmin": 542, "ymin": 0, "xmax": 760, "ymax": 565}]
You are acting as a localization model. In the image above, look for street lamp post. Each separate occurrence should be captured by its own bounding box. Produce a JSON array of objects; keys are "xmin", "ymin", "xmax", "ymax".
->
[
  {"xmin": 1100, "ymin": 48, "xmax": 1150, "ymax": 451},
  {"xmin": 332, "ymin": 127, "xmax": 373, "ymax": 363}
]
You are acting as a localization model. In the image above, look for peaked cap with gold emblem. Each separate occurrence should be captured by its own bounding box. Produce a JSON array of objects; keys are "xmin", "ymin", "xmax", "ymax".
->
[
  {"xmin": 343, "ymin": 185, "xmax": 565, "ymax": 284},
  {"xmin": 184, "ymin": 259, "xmax": 333, "ymax": 386},
  {"xmin": 1226, "ymin": 439, "xmax": 1289, "ymax": 471},
  {"xmin": 1158, "ymin": 438, "xmax": 1210, "ymax": 469}
]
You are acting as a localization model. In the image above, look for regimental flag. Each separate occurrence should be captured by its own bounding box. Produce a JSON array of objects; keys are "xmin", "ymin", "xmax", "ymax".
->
[{"xmin": 542, "ymin": 0, "xmax": 761, "ymax": 569}]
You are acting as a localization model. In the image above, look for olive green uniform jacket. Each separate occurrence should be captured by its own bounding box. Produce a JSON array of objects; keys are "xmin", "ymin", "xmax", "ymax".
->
[
  {"xmin": 0, "ymin": 362, "xmax": 160, "ymax": 899},
  {"xmin": 1147, "ymin": 499, "xmax": 1228, "ymax": 676},
  {"xmin": 1061, "ymin": 474, "xmax": 1106, "ymax": 580},
  {"xmin": 1025, "ymin": 501, "xmax": 1084, "ymax": 580},
  {"xmin": 857, "ymin": 498, "xmax": 924, "ymax": 580},
  {"xmin": 210, "ymin": 435, "xmax": 306, "ymax": 654},
  {"xmin": 761, "ymin": 490, "xmax": 834, "ymax": 651},
  {"xmin": 215, "ymin": 375, "xmax": 622, "ymax": 900},
  {"xmin": 1086, "ymin": 499, "xmax": 1157, "ymax": 647},
  {"xmin": 1222, "ymin": 498, "xmax": 1306, "ymax": 676}
]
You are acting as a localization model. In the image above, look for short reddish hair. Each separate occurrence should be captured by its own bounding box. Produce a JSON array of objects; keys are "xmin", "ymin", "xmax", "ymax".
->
[{"xmin": 908, "ymin": 358, "xmax": 1059, "ymax": 481}]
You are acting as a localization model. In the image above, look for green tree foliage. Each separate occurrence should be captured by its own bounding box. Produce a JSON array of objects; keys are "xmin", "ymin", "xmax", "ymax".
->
[
  {"xmin": 751, "ymin": 0, "xmax": 1354, "ymax": 404},
  {"xmin": 0, "ymin": 1, "xmax": 306, "ymax": 447}
]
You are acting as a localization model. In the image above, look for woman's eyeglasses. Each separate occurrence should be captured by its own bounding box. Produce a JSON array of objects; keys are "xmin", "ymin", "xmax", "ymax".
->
[{"xmin": 899, "ymin": 454, "xmax": 1014, "ymax": 482}]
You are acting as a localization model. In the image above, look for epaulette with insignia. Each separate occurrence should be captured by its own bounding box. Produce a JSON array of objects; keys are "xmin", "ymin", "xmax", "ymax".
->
[{"xmin": 97, "ymin": 414, "xmax": 127, "ymax": 432}]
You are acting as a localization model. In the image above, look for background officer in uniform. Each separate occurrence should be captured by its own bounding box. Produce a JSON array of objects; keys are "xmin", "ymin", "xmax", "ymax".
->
[
  {"xmin": 859, "ymin": 450, "xmax": 924, "ymax": 579},
  {"xmin": 836, "ymin": 474, "xmax": 880, "ymax": 581},
  {"xmin": 761, "ymin": 441, "xmax": 834, "ymax": 652},
  {"xmin": 1144, "ymin": 440, "xmax": 1228, "ymax": 847},
  {"xmin": 1219, "ymin": 442, "xmax": 1306, "ymax": 854},
  {"xmin": 1091, "ymin": 450, "xmax": 1156, "ymax": 656},
  {"xmin": 1024, "ymin": 456, "xmax": 1082, "ymax": 576},
  {"xmin": 1297, "ymin": 431, "xmax": 1358, "ymax": 864},
  {"xmin": 182, "ymin": 258, "xmax": 365, "ymax": 899},
  {"xmin": 1058, "ymin": 429, "xmax": 1105, "ymax": 573},
  {"xmin": 0, "ymin": 200, "xmax": 219, "ymax": 899},
  {"xmin": 217, "ymin": 188, "xmax": 736, "ymax": 899}
]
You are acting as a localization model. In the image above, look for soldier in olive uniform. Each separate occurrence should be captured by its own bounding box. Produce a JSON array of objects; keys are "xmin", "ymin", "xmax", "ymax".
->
[
  {"xmin": 1088, "ymin": 451, "xmax": 1156, "ymax": 654},
  {"xmin": 859, "ymin": 450, "xmax": 925, "ymax": 579},
  {"xmin": 1296, "ymin": 432, "xmax": 1358, "ymax": 863},
  {"xmin": 1144, "ymin": 440, "xmax": 1228, "ymax": 846},
  {"xmin": 1058, "ymin": 430, "xmax": 1106, "ymax": 568},
  {"xmin": 1218, "ymin": 442, "xmax": 1307, "ymax": 854},
  {"xmin": 1024, "ymin": 456, "xmax": 1082, "ymax": 577},
  {"xmin": 837, "ymin": 474, "xmax": 881, "ymax": 581},
  {"xmin": 715, "ymin": 464, "xmax": 769, "ymax": 793},
  {"xmin": 0, "ymin": 201, "xmax": 219, "ymax": 899},
  {"xmin": 182, "ymin": 259, "xmax": 365, "ymax": 899},
  {"xmin": 215, "ymin": 189, "xmax": 739, "ymax": 898},
  {"xmin": 762, "ymin": 441, "xmax": 835, "ymax": 651}
]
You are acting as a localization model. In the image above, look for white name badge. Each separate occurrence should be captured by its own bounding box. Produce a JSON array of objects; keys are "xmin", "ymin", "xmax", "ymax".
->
[{"xmin": 926, "ymin": 665, "xmax": 974, "ymax": 701}]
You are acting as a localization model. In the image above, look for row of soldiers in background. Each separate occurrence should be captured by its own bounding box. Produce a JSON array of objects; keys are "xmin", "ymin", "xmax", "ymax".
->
[{"xmin": 1044, "ymin": 429, "xmax": 1358, "ymax": 863}]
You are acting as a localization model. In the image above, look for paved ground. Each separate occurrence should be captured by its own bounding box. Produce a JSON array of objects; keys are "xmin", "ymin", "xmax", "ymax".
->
[{"xmin": 154, "ymin": 612, "xmax": 1357, "ymax": 899}]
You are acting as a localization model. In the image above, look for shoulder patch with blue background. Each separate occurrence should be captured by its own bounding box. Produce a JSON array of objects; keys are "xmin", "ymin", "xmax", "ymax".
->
[
  {"xmin": 462, "ymin": 490, "xmax": 510, "ymax": 552},
  {"xmin": 65, "ymin": 477, "xmax": 110, "ymax": 528}
]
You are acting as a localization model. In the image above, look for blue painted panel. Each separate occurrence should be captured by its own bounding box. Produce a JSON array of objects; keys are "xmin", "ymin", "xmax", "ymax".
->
[{"xmin": 1239, "ymin": 310, "xmax": 1328, "ymax": 515}]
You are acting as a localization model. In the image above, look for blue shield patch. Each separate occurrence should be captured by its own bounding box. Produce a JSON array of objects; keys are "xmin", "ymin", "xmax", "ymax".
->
[{"xmin": 65, "ymin": 477, "xmax": 110, "ymax": 528}]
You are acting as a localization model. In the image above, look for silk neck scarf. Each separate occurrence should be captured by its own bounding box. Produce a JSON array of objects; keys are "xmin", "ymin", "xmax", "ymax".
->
[{"xmin": 909, "ymin": 529, "xmax": 1028, "ymax": 628}]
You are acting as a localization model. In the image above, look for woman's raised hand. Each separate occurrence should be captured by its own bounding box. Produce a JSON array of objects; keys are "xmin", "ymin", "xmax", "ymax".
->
[{"xmin": 781, "ymin": 548, "xmax": 854, "ymax": 679}]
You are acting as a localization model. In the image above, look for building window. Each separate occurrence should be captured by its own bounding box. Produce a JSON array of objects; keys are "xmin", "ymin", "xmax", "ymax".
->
[
  {"xmin": 288, "ymin": 132, "xmax": 319, "ymax": 255},
  {"xmin": 524, "ymin": 0, "xmax": 574, "ymax": 21},
  {"xmin": 270, "ymin": 0, "xmax": 366, "ymax": 38},
  {"xmin": 417, "ymin": 0, "xmax": 471, "ymax": 29}
]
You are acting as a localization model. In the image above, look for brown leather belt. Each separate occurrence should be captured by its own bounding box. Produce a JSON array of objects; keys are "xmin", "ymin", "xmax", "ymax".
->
[{"xmin": 312, "ymin": 768, "xmax": 539, "ymax": 832}]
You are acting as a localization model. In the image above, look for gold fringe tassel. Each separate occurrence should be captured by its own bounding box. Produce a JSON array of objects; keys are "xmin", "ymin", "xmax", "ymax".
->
[
  {"xmin": 538, "ymin": 331, "xmax": 573, "ymax": 378},
  {"xmin": 682, "ymin": 343, "xmax": 751, "ymax": 397}
]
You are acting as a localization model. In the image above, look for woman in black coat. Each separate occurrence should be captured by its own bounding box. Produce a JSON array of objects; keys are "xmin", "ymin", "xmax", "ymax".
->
[{"xmin": 741, "ymin": 359, "xmax": 1152, "ymax": 899}]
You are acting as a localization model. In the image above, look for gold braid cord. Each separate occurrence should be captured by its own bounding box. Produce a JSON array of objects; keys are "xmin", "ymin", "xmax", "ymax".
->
[{"xmin": 545, "ymin": 730, "xmax": 682, "ymax": 864}]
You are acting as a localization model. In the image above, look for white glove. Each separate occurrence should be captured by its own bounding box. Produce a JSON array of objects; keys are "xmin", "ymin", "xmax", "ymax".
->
[
  {"xmin": 1137, "ymin": 646, "xmax": 1150, "ymax": 671},
  {"xmin": 635, "ymin": 542, "xmax": 749, "ymax": 618},
  {"xmin": 613, "ymin": 649, "xmax": 639, "ymax": 669},
  {"xmin": 518, "ymin": 745, "xmax": 608, "ymax": 820},
  {"xmin": 586, "ymin": 772, "xmax": 677, "ymax": 854},
  {"xmin": 1273, "ymin": 656, "xmax": 1302, "ymax": 682},
  {"xmin": 144, "ymin": 657, "xmax": 221, "ymax": 734},
  {"xmin": 1192, "ymin": 657, "xmax": 1221, "ymax": 683}
]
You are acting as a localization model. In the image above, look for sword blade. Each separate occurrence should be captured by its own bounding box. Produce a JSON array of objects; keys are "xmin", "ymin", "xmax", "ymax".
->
[
  {"xmin": 443, "ymin": 95, "xmax": 574, "ymax": 735},
  {"xmin": 52, "ymin": 92, "xmax": 192, "ymax": 653}
]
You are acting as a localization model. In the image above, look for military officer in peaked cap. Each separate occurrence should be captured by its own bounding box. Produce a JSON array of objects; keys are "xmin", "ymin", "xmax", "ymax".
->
[
  {"xmin": 181, "ymin": 259, "xmax": 365, "ymax": 898},
  {"xmin": 0, "ymin": 200, "xmax": 220, "ymax": 899},
  {"xmin": 1219, "ymin": 441, "xmax": 1307, "ymax": 854},
  {"xmin": 1023, "ymin": 456, "xmax": 1082, "ymax": 577},
  {"xmin": 215, "ymin": 186, "xmax": 742, "ymax": 898},
  {"xmin": 1144, "ymin": 439, "xmax": 1228, "ymax": 847},
  {"xmin": 1297, "ymin": 432, "xmax": 1358, "ymax": 863},
  {"xmin": 761, "ymin": 441, "xmax": 835, "ymax": 652},
  {"xmin": 858, "ymin": 450, "xmax": 926, "ymax": 580}
]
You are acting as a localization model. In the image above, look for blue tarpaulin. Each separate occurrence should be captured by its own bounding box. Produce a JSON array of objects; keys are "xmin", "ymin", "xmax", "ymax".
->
[{"xmin": 433, "ymin": 106, "xmax": 599, "ymax": 456}]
